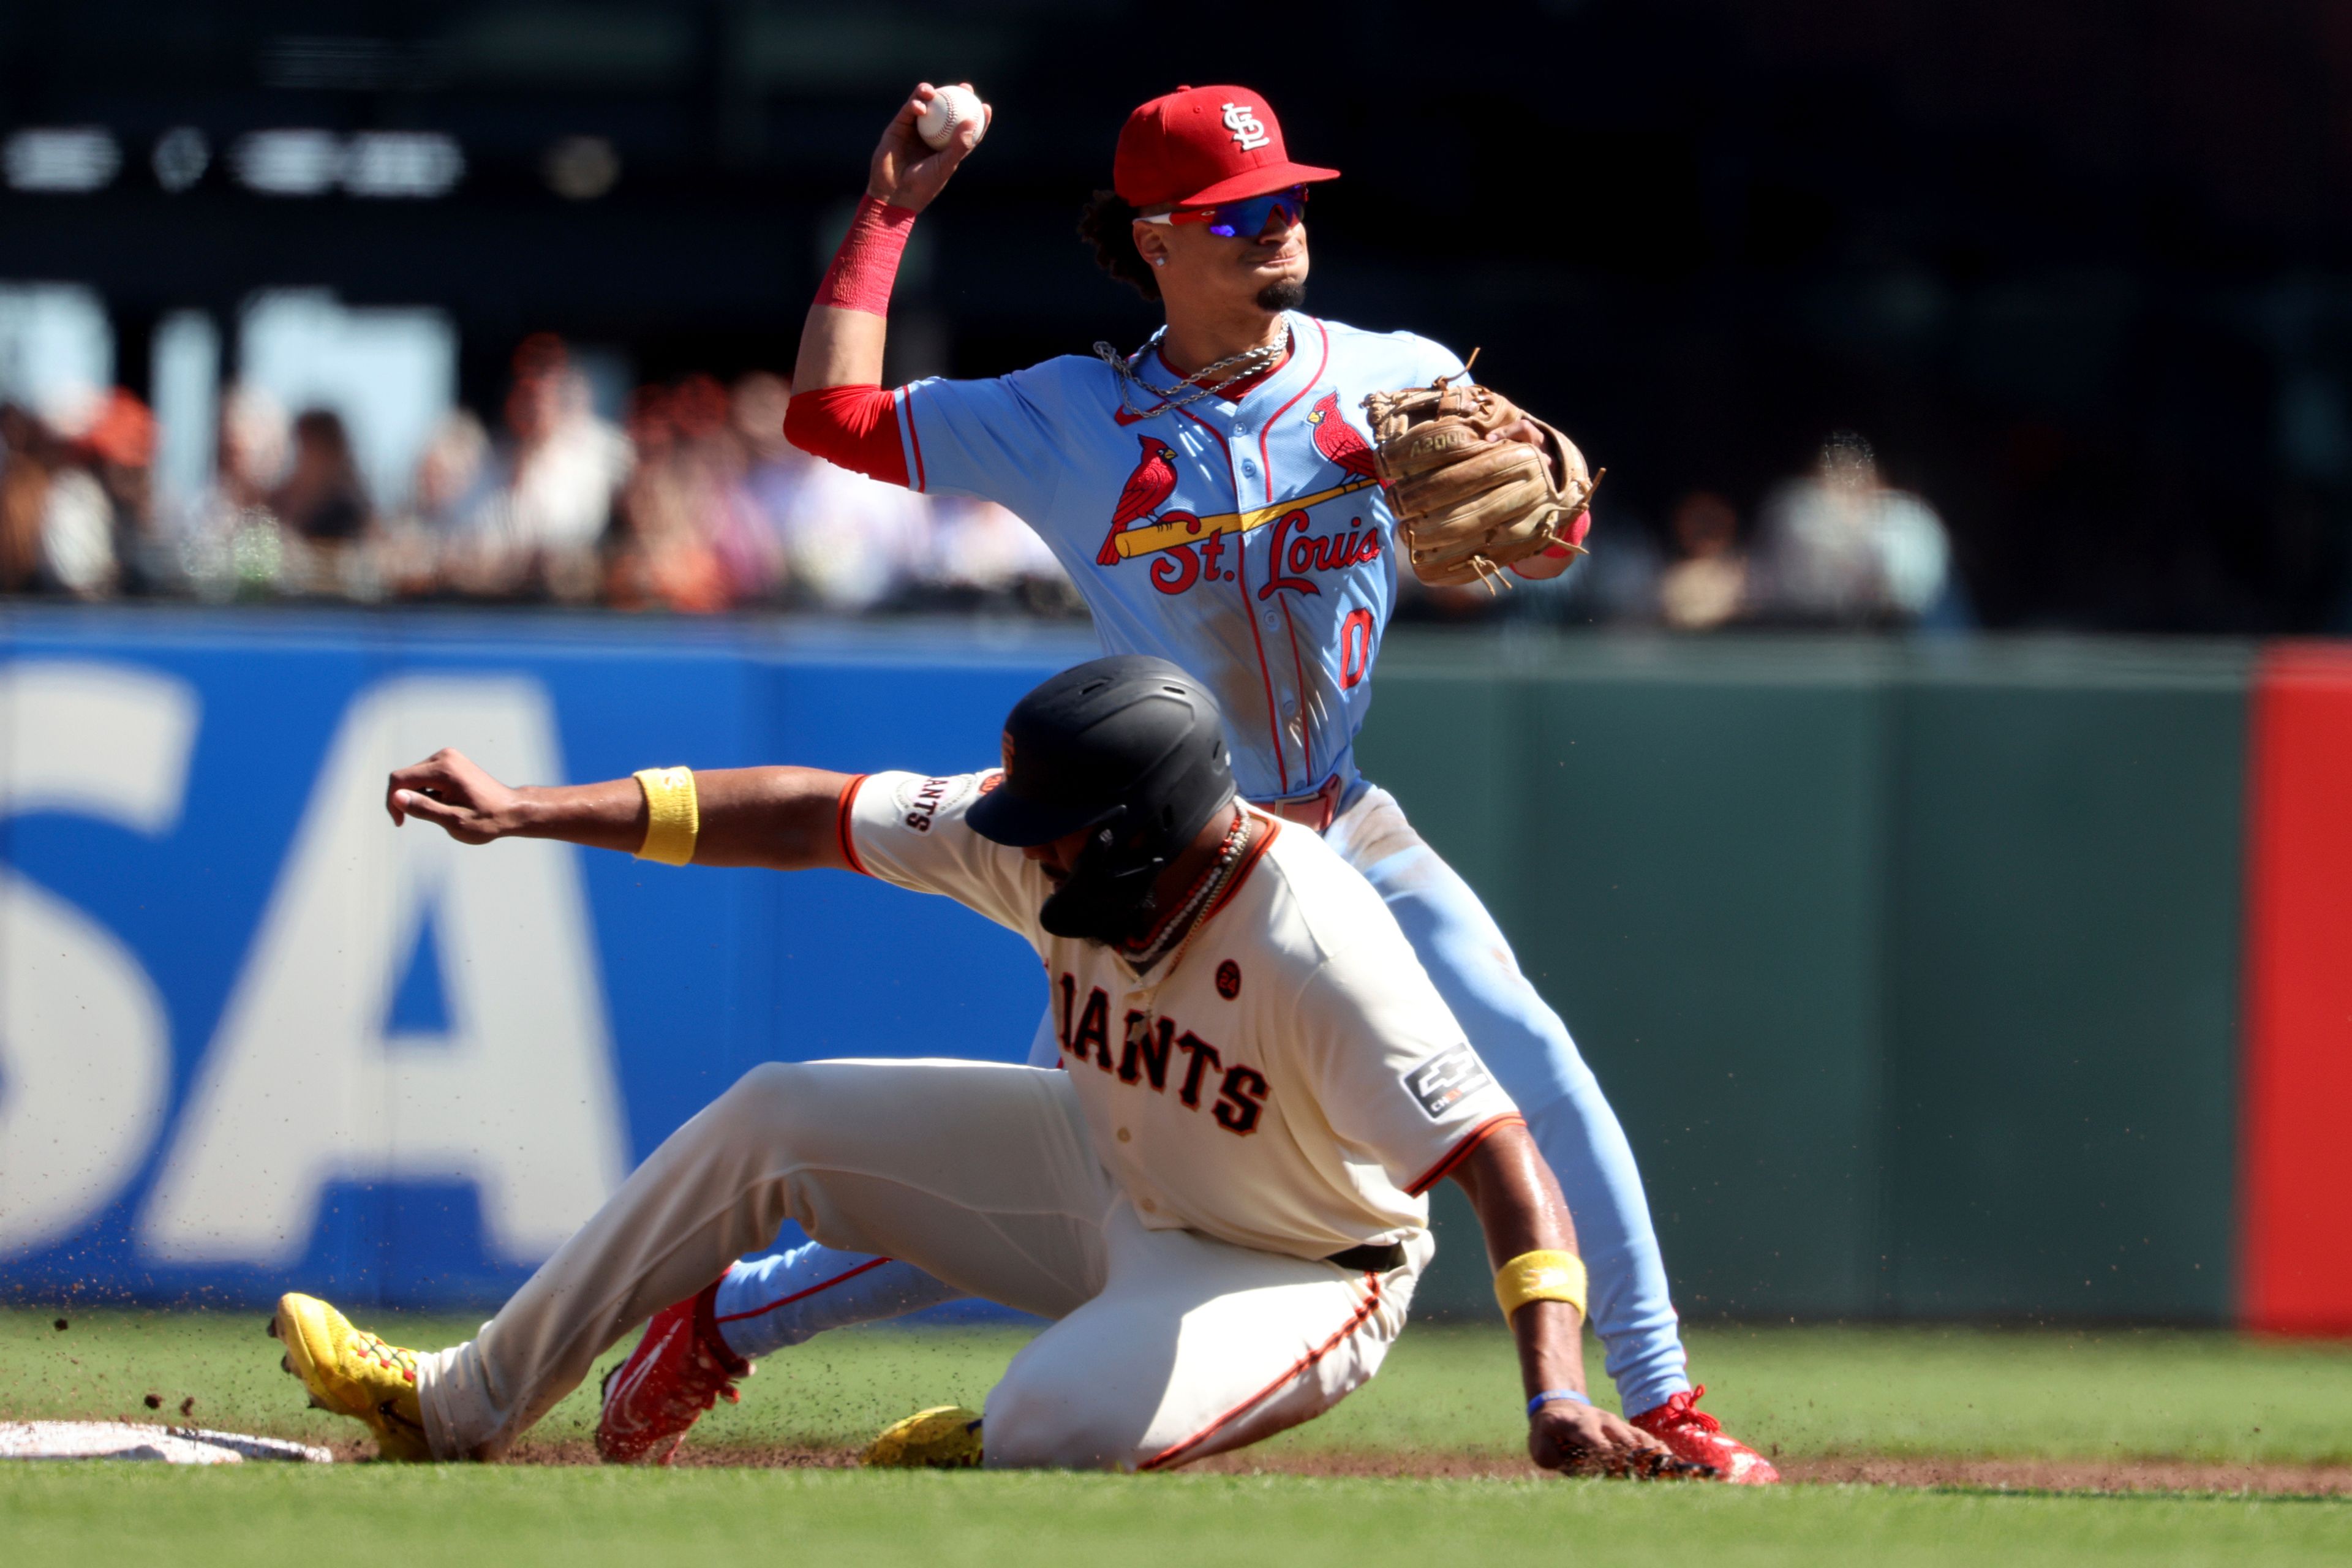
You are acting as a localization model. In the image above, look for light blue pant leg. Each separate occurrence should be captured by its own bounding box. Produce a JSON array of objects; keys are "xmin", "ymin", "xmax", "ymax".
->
[
  {"xmin": 710, "ymin": 1009, "xmax": 1066, "ymax": 1363},
  {"xmin": 1346, "ymin": 803, "xmax": 1691, "ymax": 1417},
  {"xmin": 712, "ymin": 1248, "xmax": 965, "ymax": 1362}
]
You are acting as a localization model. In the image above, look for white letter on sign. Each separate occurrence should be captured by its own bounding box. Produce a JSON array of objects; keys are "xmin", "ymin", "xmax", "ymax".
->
[
  {"xmin": 0, "ymin": 662, "xmax": 198, "ymax": 1259},
  {"xmin": 140, "ymin": 676, "xmax": 628, "ymax": 1266}
]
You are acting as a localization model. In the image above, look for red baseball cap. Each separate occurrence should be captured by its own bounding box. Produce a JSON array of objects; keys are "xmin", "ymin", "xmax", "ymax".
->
[{"xmin": 1114, "ymin": 85, "xmax": 1340, "ymax": 211}]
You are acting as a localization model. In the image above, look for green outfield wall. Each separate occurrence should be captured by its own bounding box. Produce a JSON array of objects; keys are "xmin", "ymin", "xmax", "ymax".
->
[
  {"xmin": 1363, "ymin": 635, "xmax": 2254, "ymax": 1323},
  {"xmin": 15, "ymin": 616, "xmax": 2347, "ymax": 1329}
]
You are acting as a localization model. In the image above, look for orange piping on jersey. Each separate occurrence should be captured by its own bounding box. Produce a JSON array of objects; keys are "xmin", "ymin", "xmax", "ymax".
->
[
  {"xmin": 1139, "ymin": 1268, "xmax": 1384, "ymax": 1471},
  {"xmin": 1406, "ymin": 1112, "xmax": 1526, "ymax": 1196},
  {"xmin": 835, "ymin": 774, "xmax": 872, "ymax": 875}
]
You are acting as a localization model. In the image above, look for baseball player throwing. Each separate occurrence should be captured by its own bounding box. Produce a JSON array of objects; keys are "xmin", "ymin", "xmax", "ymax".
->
[
  {"xmin": 598, "ymin": 83, "xmax": 1776, "ymax": 1482},
  {"xmin": 271, "ymin": 657, "xmax": 1684, "ymax": 1476}
]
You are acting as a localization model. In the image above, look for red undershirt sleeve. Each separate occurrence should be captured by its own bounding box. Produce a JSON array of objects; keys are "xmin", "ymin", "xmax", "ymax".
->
[{"xmin": 783, "ymin": 385, "xmax": 911, "ymax": 488}]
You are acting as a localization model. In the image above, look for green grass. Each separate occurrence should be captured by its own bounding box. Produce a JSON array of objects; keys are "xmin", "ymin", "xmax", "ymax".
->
[
  {"xmin": 10, "ymin": 1308, "xmax": 2352, "ymax": 1464},
  {"xmin": 7, "ymin": 1310, "xmax": 2350, "ymax": 1568},
  {"xmin": 1267, "ymin": 1321, "xmax": 2352, "ymax": 1467},
  {"xmin": 6, "ymin": 1463, "xmax": 2351, "ymax": 1568}
]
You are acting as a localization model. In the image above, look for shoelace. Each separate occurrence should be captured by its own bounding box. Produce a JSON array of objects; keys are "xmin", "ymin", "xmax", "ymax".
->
[
  {"xmin": 1657, "ymin": 1384, "xmax": 1723, "ymax": 1434},
  {"xmin": 352, "ymin": 1330, "xmax": 420, "ymax": 1384}
]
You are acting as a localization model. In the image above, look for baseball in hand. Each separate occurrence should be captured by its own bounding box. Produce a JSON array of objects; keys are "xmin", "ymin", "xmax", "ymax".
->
[{"xmin": 917, "ymin": 85, "xmax": 986, "ymax": 150}]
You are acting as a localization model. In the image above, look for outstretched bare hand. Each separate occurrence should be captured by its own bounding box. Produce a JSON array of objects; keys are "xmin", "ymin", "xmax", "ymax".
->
[
  {"xmin": 386, "ymin": 748, "xmax": 525, "ymax": 845},
  {"xmin": 1530, "ymin": 1401, "xmax": 1710, "ymax": 1480},
  {"xmin": 867, "ymin": 81, "xmax": 991, "ymax": 213}
]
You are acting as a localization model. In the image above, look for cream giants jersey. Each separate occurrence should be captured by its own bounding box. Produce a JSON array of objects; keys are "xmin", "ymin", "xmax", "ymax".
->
[{"xmin": 839, "ymin": 769, "xmax": 1523, "ymax": 1261}]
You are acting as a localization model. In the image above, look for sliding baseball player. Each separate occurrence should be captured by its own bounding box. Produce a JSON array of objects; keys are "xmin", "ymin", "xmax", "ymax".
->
[
  {"xmin": 271, "ymin": 657, "xmax": 1689, "ymax": 1477},
  {"xmin": 600, "ymin": 83, "xmax": 1774, "ymax": 1482}
]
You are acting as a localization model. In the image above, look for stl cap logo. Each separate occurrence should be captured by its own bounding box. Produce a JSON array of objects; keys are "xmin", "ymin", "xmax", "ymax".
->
[{"xmin": 1221, "ymin": 103, "xmax": 1271, "ymax": 152}]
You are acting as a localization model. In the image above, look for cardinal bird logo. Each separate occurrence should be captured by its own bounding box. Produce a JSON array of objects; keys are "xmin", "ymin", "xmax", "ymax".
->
[
  {"xmin": 1098, "ymin": 435, "xmax": 1179, "ymax": 565},
  {"xmin": 1307, "ymin": 391, "xmax": 1379, "ymax": 482}
]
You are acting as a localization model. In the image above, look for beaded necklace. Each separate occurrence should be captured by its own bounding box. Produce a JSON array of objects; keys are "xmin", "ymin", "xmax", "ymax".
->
[{"xmin": 1118, "ymin": 809, "xmax": 1256, "ymax": 976}]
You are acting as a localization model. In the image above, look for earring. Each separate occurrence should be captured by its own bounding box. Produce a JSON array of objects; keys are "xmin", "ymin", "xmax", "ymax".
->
[{"xmin": 1152, "ymin": 258, "xmax": 1166, "ymax": 267}]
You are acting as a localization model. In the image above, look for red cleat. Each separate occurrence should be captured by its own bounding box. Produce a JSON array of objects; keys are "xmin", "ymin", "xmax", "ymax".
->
[
  {"xmin": 1630, "ymin": 1385, "xmax": 1779, "ymax": 1484},
  {"xmin": 596, "ymin": 1282, "xmax": 752, "ymax": 1465}
]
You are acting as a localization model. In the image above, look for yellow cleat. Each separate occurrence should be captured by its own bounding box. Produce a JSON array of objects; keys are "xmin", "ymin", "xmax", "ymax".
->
[
  {"xmin": 862, "ymin": 1404, "xmax": 983, "ymax": 1469},
  {"xmin": 270, "ymin": 1292, "xmax": 433, "ymax": 1461}
]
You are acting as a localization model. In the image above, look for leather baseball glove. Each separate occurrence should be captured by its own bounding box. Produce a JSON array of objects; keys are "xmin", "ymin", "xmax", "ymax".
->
[{"xmin": 1362, "ymin": 376, "xmax": 1600, "ymax": 589}]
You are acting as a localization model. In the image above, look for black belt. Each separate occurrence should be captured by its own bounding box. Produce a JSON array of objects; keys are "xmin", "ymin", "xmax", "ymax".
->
[{"xmin": 1325, "ymin": 1241, "xmax": 1408, "ymax": 1273}]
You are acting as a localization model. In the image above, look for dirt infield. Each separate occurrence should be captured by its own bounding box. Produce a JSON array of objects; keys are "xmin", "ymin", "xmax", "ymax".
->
[
  {"xmin": 484, "ymin": 1438, "xmax": 2352, "ymax": 1495},
  {"xmin": 1777, "ymin": 1455, "xmax": 2352, "ymax": 1496},
  {"xmin": 1207, "ymin": 1449, "xmax": 2352, "ymax": 1495}
]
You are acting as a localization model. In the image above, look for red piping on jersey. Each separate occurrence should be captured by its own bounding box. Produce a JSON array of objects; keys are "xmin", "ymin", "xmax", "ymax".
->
[
  {"xmin": 714, "ymin": 1256, "xmax": 894, "ymax": 1324},
  {"xmin": 1262, "ymin": 320, "xmax": 1335, "ymax": 778},
  {"xmin": 1276, "ymin": 595, "xmax": 1315, "ymax": 785},
  {"xmin": 835, "ymin": 774, "xmax": 871, "ymax": 875},
  {"xmin": 1255, "ymin": 317, "xmax": 1332, "ymax": 507},
  {"xmin": 1128, "ymin": 341, "xmax": 1287, "ymax": 423},
  {"xmin": 784, "ymin": 386, "xmax": 911, "ymax": 487},
  {"xmin": 1177, "ymin": 401, "xmax": 1292, "ymax": 794},
  {"xmin": 902, "ymin": 386, "xmax": 930, "ymax": 493},
  {"xmin": 1139, "ymin": 1267, "xmax": 1384, "ymax": 1471},
  {"xmin": 1175, "ymin": 402, "xmax": 1234, "ymax": 467},
  {"xmin": 1232, "ymin": 535, "xmax": 1292, "ymax": 795},
  {"xmin": 1406, "ymin": 1112, "xmax": 1526, "ymax": 1196}
]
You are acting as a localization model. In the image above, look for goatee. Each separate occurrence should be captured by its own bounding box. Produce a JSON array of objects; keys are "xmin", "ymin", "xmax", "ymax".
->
[{"xmin": 1255, "ymin": 278, "xmax": 1307, "ymax": 313}]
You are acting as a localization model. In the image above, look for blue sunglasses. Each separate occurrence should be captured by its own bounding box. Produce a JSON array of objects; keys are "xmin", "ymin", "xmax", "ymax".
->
[{"xmin": 1147, "ymin": 185, "xmax": 1310, "ymax": 238}]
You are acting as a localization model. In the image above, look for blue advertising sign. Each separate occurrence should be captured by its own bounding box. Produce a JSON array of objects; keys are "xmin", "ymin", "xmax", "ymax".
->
[{"xmin": 0, "ymin": 609, "xmax": 1095, "ymax": 1308}]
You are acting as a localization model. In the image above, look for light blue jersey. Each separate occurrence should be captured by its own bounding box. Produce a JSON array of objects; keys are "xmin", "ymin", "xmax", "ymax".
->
[{"xmin": 895, "ymin": 312, "xmax": 1461, "ymax": 802}]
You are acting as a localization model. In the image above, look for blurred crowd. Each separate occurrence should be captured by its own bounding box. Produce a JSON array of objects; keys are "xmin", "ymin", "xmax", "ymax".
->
[
  {"xmin": 0, "ymin": 335, "xmax": 1078, "ymax": 617},
  {"xmin": 2, "ymin": 341, "xmax": 1964, "ymax": 631},
  {"xmin": 1463, "ymin": 431, "xmax": 1972, "ymax": 633}
]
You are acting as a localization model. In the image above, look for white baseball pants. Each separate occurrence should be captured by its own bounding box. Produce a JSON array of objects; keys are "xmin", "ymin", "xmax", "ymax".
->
[
  {"xmin": 417, "ymin": 1058, "xmax": 1426, "ymax": 1468},
  {"xmin": 720, "ymin": 783, "xmax": 1691, "ymax": 1415}
]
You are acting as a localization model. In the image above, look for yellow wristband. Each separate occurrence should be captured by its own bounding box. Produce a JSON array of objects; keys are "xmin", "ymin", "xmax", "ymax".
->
[
  {"xmin": 1494, "ymin": 1250, "xmax": 1588, "ymax": 1322},
  {"xmin": 633, "ymin": 767, "xmax": 699, "ymax": 865}
]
